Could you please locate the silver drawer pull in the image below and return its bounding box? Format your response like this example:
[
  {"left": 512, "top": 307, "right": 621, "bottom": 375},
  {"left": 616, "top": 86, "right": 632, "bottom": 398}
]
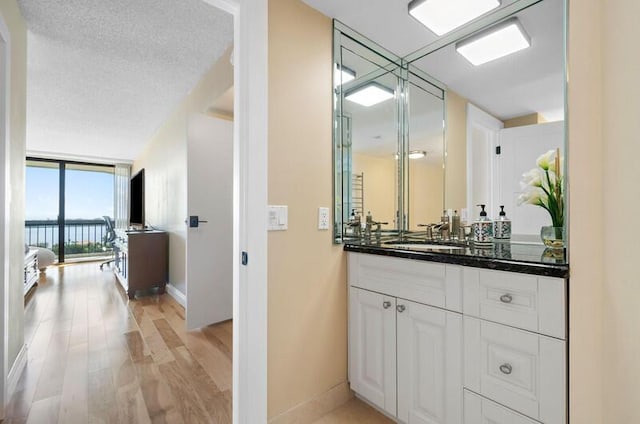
[
  {"left": 500, "top": 293, "right": 513, "bottom": 303},
  {"left": 382, "top": 301, "right": 392, "bottom": 309},
  {"left": 396, "top": 304, "right": 406, "bottom": 313},
  {"left": 499, "top": 363, "right": 513, "bottom": 375}
]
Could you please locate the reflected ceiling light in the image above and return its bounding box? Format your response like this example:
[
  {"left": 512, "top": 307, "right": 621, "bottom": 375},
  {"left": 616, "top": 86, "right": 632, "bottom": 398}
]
[
  {"left": 409, "top": 150, "right": 427, "bottom": 159},
  {"left": 408, "top": 0, "right": 501, "bottom": 36},
  {"left": 456, "top": 18, "right": 531, "bottom": 66},
  {"left": 334, "top": 64, "right": 356, "bottom": 86},
  {"left": 394, "top": 151, "right": 428, "bottom": 160},
  {"left": 345, "top": 82, "right": 394, "bottom": 107}
]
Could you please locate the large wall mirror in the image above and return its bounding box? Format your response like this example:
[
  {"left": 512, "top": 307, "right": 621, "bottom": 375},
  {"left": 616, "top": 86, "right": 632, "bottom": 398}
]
[
  {"left": 333, "top": 0, "right": 567, "bottom": 245},
  {"left": 333, "top": 24, "right": 403, "bottom": 240}
]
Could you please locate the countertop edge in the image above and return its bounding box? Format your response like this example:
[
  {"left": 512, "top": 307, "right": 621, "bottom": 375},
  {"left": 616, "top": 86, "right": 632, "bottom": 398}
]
[{"left": 344, "top": 244, "right": 570, "bottom": 279}]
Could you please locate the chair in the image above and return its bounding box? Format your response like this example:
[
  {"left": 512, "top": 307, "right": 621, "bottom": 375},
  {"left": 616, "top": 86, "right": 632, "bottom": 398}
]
[{"left": 99, "top": 216, "right": 117, "bottom": 270}]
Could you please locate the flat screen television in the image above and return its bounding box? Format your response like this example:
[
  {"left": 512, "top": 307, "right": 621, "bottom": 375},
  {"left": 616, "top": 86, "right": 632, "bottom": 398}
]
[{"left": 130, "top": 169, "right": 145, "bottom": 227}]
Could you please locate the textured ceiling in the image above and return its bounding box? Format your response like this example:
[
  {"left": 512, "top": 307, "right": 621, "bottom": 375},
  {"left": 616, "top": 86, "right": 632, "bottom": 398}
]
[{"left": 19, "top": 0, "right": 233, "bottom": 161}]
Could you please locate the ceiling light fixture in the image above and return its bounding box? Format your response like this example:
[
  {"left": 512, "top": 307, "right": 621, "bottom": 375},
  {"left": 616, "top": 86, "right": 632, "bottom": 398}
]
[
  {"left": 345, "top": 82, "right": 395, "bottom": 107},
  {"left": 409, "top": 150, "right": 427, "bottom": 159},
  {"left": 456, "top": 18, "right": 531, "bottom": 66},
  {"left": 408, "top": 0, "right": 501, "bottom": 36},
  {"left": 334, "top": 64, "right": 356, "bottom": 86}
]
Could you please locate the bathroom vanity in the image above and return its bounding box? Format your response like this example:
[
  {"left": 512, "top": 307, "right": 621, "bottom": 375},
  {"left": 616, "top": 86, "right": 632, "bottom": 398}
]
[
  {"left": 332, "top": 0, "right": 569, "bottom": 421},
  {"left": 345, "top": 242, "right": 568, "bottom": 424}
]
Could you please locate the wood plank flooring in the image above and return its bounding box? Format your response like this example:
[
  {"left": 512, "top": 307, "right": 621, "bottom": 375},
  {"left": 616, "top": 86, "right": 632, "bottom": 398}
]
[
  {"left": 310, "top": 398, "right": 394, "bottom": 424},
  {"left": 5, "top": 263, "right": 232, "bottom": 424}
]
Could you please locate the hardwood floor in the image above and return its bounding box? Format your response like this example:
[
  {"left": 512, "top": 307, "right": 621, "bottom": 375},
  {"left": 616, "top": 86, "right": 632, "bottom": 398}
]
[
  {"left": 311, "top": 398, "right": 394, "bottom": 424},
  {"left": 5, "top": 262, "right": 232, "bottom": 424}
]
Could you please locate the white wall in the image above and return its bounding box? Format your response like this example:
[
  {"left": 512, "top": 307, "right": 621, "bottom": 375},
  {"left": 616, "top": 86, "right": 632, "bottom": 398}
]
[
  {"left": 500, "top": 121, "right": 564, "bottom": 237},
  {"left": 133, "top": 46, "right": 233, "bottom": 295}
]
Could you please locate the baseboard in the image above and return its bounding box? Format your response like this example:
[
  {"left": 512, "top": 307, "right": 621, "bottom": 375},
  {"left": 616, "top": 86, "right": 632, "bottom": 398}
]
[
  {"left": 268, "top": 381, "right": 353, "bottom": 424},
  {"left": 165, "top": 283, "right": 186, "bottom": 307},
  {"left": 7, "top": 344, "right": 27, "bottom": 401}
]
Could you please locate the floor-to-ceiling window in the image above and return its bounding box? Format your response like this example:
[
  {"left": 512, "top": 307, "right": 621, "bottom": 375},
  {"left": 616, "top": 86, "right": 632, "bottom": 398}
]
[{"left": 25, "top": 158, "right": 115, "bottom": 262}]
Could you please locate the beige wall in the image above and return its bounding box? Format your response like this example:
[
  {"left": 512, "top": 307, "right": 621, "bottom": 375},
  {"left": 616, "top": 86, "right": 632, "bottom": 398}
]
[
  {"left": 567, "top": 0, "right": 604, "bottom": 422},
  {"left": 1, "top": 0, "right": 27, "bottom": 369},
  {"left": 352, "top": 154, "right": 443, "bottom": 230},
  {"left": 353, "top": 153, "right": 396, "bottom": 225},
  {"left": 133, "top": 47, "right": 233, "bottom": 294},
  {"left": 601, "top": 0, "right": 640, "bottom": 421},
  {"left": 267, "top": 0, "right": 348, "bottom": 418},
  {"left": 503, "top": 112, "right": 546, "bottom": 128},
  {"left": 444, "top": 90, "right": 468, "bottom": 214},
  {"left": 409, "top": 160, "right": 444, "bottom": 229}
]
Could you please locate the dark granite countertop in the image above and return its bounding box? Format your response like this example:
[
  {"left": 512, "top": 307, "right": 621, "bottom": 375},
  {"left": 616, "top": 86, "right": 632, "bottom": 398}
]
[{"left": 344, "top": 240, "right": 569, "bottom": 278}]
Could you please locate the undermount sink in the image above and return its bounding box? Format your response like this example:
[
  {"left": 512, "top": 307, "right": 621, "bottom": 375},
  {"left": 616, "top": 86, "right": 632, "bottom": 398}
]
[{"left": 385, "top": 243, "right": 465, "bottom": 251}]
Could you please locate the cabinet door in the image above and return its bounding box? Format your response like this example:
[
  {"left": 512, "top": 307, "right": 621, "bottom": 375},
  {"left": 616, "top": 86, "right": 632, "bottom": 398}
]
[
  {"left": 349, "top": 287, "right": 397, "bottom": 417},
  {"left": 397, "top": 299, "right": 463, "bottom": 424}
]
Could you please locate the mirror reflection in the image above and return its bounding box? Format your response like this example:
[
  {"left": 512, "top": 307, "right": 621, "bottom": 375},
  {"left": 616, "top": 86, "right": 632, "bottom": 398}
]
[
  {"left": 406, "top": 71, "right": 445, "bottom": 231},
  {"left": 333, "top": 0, "right": 566, "bottom": 244},
  {"left": 411, "top": 0, "right": 565, "bottom": 240},
  {"left": 334, "top": 26, "right": 404, "bottom": 240}
]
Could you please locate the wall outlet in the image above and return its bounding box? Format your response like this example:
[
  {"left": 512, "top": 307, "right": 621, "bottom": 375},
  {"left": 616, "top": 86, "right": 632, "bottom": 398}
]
[{"left": 318, "top": 207, "right": 330, "bottom": 230}]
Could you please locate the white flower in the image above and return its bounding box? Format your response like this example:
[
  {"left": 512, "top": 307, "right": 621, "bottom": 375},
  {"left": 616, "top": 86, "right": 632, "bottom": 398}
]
[
  {"left": 536, "top": 149, "right": 557, "bottom": 171},
  {"left": 517, "top": 188, "right": 545, "bottom": 206},
  {"left": 521, "top": 168, "right": 543, "bottom": 189}
]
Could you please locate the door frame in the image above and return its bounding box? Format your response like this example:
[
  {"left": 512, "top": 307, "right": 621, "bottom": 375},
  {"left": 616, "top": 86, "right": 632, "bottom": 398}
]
[
  {"left": 466, "top": 103, "right": 504, "bottom": 220},
  {"left": 201, "top": 1, "right": 268, "bottom": 423},
  {"left": 0, "top": 11, "right": 10, "bottom": 418}
]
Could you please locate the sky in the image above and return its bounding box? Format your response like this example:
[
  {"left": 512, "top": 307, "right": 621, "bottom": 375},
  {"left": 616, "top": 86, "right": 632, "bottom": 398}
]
[{"left": 25, "top": 165, "right": 114, "bottom": 221}]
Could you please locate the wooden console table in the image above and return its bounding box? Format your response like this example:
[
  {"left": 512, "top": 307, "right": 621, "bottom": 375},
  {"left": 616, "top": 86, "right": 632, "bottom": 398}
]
[{"left": 114, "top": 229, "right": 168, "bottom": 299}]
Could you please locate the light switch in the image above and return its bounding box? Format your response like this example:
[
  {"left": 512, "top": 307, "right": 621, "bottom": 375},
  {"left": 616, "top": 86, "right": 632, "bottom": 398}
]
[{"left": 268, "top": 205, "right": 288, "bottom": 231}]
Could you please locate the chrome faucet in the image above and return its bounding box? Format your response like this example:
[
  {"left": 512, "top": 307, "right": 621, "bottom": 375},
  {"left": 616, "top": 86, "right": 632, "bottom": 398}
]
[{"left": 364, "top": 211, "right": 388, "bottom": 241}]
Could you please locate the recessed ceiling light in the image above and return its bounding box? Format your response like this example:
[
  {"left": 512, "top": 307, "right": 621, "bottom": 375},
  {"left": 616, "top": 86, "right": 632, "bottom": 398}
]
[
  {"left": 409, "top": 150, "right": 427, "bottom": 159},
  {"left": 408, "top": 0, "right": 501, "bottom": 36},
  {"left": 334, "top": 64, "right": 356, "bottom": 86},
  {"left": 345, "top": 82, "right": 395, "bottom": 107},
  {"left": 456, "top": 18, "right": 531, "bottom": 66}
]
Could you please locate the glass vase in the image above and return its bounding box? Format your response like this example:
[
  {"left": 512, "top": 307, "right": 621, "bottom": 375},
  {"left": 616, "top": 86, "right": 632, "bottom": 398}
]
[{"left": 540, "top": 226, "right": 564, "bottom": 249}]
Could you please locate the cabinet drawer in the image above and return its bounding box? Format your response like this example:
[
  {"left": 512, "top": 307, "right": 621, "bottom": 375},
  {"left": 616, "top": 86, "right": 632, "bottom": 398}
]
[
  {"left": 348, "top": 252, "right": 462, "bottom": 312},
  {"left": 463, "top": 268, "right": 566, "bottom": 339},
  {"left": 464, "top": 317, "right": 566, "bottom": 424},
  {"left": 464, "top": 390, "right": 540, "bottom": 424}
]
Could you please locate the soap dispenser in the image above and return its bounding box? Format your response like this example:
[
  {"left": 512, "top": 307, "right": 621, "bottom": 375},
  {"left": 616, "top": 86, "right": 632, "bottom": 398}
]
[
  {"left": 473, "top": 204, "right": 493, "bottom": 246},
  {"left": 493, "top": 205, "right": 512, "bottom": 240}
]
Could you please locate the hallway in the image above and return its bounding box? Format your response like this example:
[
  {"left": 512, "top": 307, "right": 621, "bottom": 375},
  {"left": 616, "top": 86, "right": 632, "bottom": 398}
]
[{"left": 5, "top": 263, "right": 232, "bottom": 424}]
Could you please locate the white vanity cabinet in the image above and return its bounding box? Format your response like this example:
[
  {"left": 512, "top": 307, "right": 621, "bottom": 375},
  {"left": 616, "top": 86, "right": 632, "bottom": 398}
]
[
  {"left": 348, "top": 253, "right": 464, "bottom": 424},
  {"left": 462, "top": 268, "right": 567, "bottom": 424},
  {"left": 396, "top": 299, "right": 462, "bottom": 424},
  {"left": 347, "top": 252, "right": 568, "bottom": 424},
  {"left": 349, "top": 287, "right": 397, "bottom": 416},
  {"left": 464, "top": 390, "right": 540, "bottom": 424}
]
